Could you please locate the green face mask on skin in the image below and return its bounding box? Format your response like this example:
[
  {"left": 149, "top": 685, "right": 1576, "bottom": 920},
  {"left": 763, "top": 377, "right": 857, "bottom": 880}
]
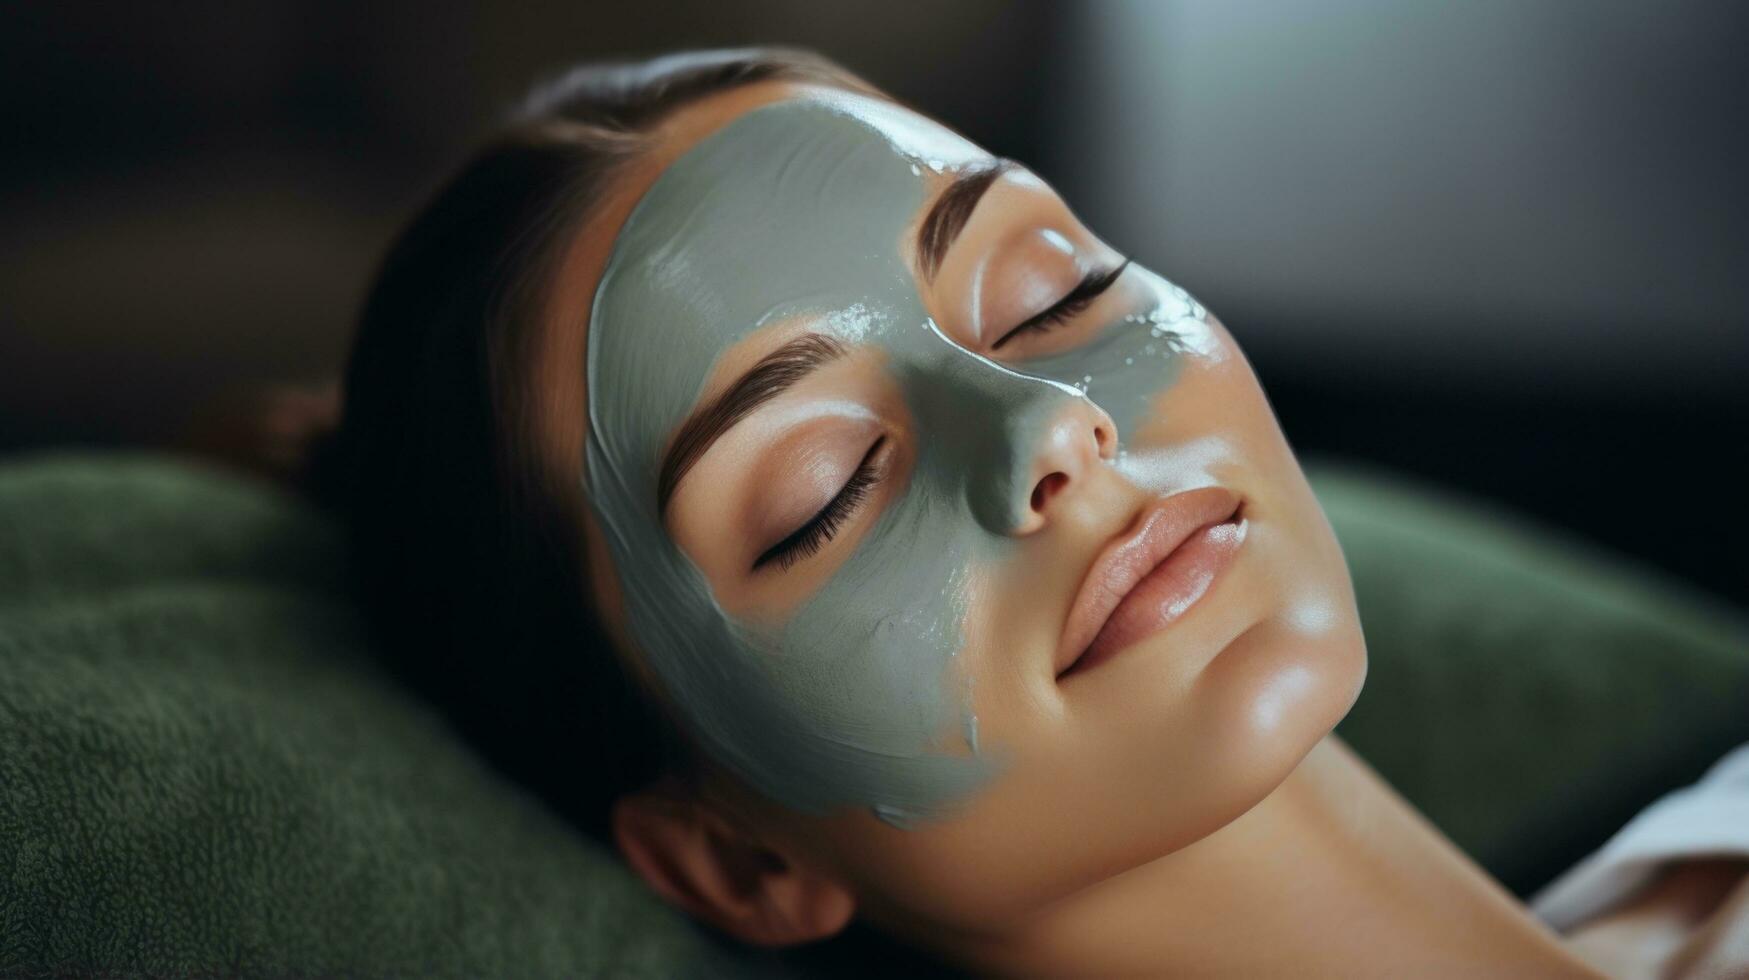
[{"left": 585, "top": 93, "right": 1213, "bottom": 826}]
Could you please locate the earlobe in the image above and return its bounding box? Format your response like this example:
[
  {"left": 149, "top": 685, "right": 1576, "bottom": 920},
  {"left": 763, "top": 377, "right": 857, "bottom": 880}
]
[{"left": 611, "top": 785, "right": 856, "bottom": 947}]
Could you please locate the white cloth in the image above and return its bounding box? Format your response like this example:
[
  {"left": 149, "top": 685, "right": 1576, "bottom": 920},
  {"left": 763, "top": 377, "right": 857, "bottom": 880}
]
[{"left": 1530, "top": 741, "right": 1749, "bottom": 932}]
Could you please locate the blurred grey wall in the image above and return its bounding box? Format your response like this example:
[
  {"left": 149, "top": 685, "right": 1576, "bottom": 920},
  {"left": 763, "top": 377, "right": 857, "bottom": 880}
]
[
  {"left": 0, "top": 0, "right": 1059, "bottom": 449},
  {"left": 1045, "top": 0, "right": 1747, "bottom": 386},
  {"left": 1036, "top": 1, "right": 1747, "bottom": 601},
  {"left": 1, "top": 1, "right": 1743, "bottom": 599}
]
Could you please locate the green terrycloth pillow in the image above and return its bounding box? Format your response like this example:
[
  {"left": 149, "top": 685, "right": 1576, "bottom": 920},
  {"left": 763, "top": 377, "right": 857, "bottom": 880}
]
[
  {"left": 1, "top": 453, "right": 1744, "bottom": 977},
  {"left": 1321, "top": 466, "right": 1749, "bottom": 894},
  {"left": 0, "top": 454, "right": 783, "bottom": 979}
]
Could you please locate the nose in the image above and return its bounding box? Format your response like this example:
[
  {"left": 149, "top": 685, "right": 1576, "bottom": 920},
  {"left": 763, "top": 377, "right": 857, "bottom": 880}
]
[{"left": 1010, "top": 397, "right": 1116, "bottom": 537}]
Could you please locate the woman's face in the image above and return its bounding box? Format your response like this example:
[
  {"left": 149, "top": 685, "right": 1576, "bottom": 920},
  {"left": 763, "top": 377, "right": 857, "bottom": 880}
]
[{"left": 543, "top": 81, "right": 1366, "bottom": 934}]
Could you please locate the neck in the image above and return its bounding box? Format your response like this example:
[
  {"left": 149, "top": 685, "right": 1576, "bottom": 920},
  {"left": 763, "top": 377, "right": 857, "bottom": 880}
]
[{"left": 940, "top": 736, "right": 1601, "bottom": 978}]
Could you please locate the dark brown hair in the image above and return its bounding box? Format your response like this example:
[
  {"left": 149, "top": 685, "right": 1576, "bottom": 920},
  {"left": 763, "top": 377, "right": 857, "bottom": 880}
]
[{"left": 308, "top": 48, "right": 877, "bottom": 841}]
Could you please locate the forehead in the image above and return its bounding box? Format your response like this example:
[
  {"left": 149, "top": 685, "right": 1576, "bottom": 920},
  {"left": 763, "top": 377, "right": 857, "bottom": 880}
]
[
  {"left": 601, "top": 88, "right": 991, "bottom": 318},
  {"left": 535, "top": 86, "right": 988, "bottom": 492},
  {"left": 752, "top": 88, "right": 990, "bottom": 173},
  {"left": 584, "top": 91, "right": 993, "bottom": 447}
]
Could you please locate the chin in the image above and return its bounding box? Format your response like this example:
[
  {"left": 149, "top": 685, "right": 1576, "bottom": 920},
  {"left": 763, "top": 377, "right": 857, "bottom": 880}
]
[
  {"left": 1209, "top": 600, "right": 1368, "bottom": 785},
  {"left": 1070, "top": 614, "right": 1366, "bottom": 879}
]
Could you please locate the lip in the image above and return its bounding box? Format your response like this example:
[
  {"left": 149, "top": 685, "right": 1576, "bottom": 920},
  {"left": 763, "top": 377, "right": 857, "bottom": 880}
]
[{"left": 1055, "top": 486, "right": 1246, "bottom": 679}]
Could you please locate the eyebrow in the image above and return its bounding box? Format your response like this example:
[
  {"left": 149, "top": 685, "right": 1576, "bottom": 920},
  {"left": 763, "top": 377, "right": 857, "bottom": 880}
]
[
  {"left": 915, "top": 158, "right": 1016, "bottom": 282},
  {"left": 657, "top": 332, "right": 850, "bottom": 515}
]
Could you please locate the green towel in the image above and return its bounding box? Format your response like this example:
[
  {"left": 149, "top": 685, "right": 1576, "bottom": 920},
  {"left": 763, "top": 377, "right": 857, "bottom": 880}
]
[
  {"left": 1320, "top": 466, "right": 1748, "bottom": 894},
  {"left": 1, "top": 452, "right": 1744, "bottom": 977},
  {"left": 0, "top": 454, "right": 783, "bottom": 978}
]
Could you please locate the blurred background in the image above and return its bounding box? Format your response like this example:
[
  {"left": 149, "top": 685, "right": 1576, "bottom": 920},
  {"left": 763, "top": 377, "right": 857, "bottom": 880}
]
[{"left": 2, "top": 0, "right": 1743, "bottom": 602}]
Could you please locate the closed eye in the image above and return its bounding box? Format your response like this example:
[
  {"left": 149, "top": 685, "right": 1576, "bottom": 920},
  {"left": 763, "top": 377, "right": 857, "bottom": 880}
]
[
  {"left": 990, "top": 258, "right": 1131, "bottom": 351},
  {"left": 752, "top": 436, "right": 888, "bottom": 573}
]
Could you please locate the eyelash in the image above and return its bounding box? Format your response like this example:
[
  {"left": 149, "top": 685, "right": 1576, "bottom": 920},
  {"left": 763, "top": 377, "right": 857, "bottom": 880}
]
[
  {"left": 990, "top": 258, "right": 1132, "bottom": 351},
  {"left": 753, "top": 436, "right": 888, "bottom": 573}
]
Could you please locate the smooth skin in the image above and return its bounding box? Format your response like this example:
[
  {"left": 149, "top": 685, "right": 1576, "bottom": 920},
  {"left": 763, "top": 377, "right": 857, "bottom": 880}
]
[{"left": 523, "top": 79, "right": 1736, "bottom": 977}]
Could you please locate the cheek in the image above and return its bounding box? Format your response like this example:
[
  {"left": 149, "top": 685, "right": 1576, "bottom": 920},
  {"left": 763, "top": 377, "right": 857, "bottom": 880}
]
[
  {"left": 745, "top": 471, "right": 995, "bottom": 824},
  {"left": 818, "top": 313, "right": 1368, "bottom": 926},
  {"left": 1146, "top": 319, "right": 1368, "bottom": 737}
]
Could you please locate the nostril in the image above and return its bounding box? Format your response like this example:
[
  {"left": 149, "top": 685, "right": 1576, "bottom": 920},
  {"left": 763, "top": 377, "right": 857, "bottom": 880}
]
[
  {"left": 1093, "top": 422, "right": 1114, "bottom": 458},
  {"left": 1031, "top": 471, "right": 1069, "bottom": 513}
]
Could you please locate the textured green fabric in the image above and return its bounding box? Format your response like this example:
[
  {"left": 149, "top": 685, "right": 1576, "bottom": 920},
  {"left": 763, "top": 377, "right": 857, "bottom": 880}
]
[
  {"left": 1322, "top": 465, "right": 1749, "bottom": 894},
  {"left": 0, "top": 454, "right": 780, "bottom": 979},
  {"left": 0, "top": 452, "right": 1744, "bottom": 977}
]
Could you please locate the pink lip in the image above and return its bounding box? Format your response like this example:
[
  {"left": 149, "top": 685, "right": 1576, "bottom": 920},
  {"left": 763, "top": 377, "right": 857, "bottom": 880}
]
[{"left": 1055, "top": 486, "right": 1246, "bottom": 679}]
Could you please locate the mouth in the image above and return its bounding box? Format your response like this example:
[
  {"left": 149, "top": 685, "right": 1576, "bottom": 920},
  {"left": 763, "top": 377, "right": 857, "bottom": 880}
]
[{"left": 1055, "top": 486, "right": 1247, "bottom": 680}]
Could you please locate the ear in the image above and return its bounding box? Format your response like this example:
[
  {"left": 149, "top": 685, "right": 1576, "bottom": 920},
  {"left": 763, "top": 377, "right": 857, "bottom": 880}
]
[{"left": 611, "top": 784, "right": 856, "bottom": 947}]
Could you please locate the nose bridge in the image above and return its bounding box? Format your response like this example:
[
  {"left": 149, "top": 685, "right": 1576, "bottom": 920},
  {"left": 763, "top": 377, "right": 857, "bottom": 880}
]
[{"left": 899, "top": 335, "right": 1096, "bottom": 535}]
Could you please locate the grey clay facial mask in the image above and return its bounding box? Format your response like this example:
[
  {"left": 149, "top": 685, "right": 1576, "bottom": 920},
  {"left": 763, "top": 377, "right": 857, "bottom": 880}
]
[{"left": 584, "top": 93, "right": 1215, "bottom": 825}]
